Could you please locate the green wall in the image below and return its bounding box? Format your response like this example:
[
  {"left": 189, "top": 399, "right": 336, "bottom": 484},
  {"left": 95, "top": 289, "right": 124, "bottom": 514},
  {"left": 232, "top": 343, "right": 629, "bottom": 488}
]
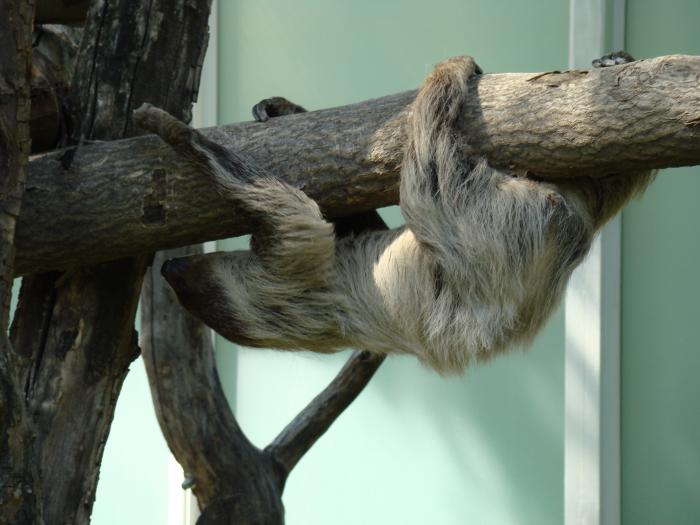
[
  {"left": 91, "top": 359, "right": 171, "bottom": 525},
  {"left": 217, "top": 2, "right": 569, "bottom": 524},
  {"left": 622, "top": 1, "right": 700, "bottom": 523}
]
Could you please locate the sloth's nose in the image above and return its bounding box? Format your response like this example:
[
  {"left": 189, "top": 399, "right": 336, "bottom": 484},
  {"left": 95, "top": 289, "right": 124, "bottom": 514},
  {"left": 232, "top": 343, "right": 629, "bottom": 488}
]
[{"left": 161, "top": 257, "right": 191, "bottom": 281}]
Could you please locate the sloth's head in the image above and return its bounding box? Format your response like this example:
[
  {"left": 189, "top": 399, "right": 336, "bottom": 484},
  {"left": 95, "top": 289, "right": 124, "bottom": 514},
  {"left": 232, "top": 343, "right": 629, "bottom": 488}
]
[
  {"left": 161, "top": 254, "right": 213, "bottom": 303},
  {"left": 160, "top": 253, "right": 251, "bottom": 344}
]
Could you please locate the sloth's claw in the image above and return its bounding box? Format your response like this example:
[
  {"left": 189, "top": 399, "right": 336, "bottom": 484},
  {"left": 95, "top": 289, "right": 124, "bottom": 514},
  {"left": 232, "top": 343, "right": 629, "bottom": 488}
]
[
  {"left": 592, "top": 51, "right": 635, "bottom": 68},
  {"left": 252, "top": 97, "right": 306, "bottom": 122}
]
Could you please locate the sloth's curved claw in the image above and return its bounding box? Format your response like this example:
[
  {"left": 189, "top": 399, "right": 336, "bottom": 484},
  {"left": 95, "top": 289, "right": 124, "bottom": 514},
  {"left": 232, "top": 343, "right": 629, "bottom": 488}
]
[
  {"left": 592, "top": 51, "right": 635, "bottom": 68},
  {"left": 252, "top": 97, "right": 307, "bottom": 122}
]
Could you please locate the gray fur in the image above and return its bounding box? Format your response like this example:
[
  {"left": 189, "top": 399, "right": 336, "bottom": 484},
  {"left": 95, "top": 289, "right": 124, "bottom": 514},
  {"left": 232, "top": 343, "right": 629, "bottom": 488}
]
[{"left": 159, "top": 56, "right": 654, "bottom": 374}]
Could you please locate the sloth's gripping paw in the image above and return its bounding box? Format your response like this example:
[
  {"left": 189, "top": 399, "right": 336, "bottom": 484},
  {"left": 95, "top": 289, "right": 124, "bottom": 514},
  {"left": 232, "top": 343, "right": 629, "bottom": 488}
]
[
  {"left": 592, "top": 51, "right": 635, "bottom": 68},
  {"left": 438, "top": 55, "right": 483, "bottom": 77},
  {"left": 252, "top": 97, "right": 307, "bottom": 122}
]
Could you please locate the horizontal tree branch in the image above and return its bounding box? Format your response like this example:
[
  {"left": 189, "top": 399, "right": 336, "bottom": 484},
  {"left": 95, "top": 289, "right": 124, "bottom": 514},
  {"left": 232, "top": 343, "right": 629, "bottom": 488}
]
[{"left": 17, "top": 54, "right": 700, "bottom": 276}]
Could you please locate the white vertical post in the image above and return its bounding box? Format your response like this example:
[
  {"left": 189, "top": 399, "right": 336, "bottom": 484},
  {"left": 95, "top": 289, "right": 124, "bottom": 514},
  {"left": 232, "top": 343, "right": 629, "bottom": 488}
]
[
  {"left": 565, "top": 1, "right": 624, "bottom": 524},
  {"left": 167, "top": 2, "right": 218, "bottom": 524}
]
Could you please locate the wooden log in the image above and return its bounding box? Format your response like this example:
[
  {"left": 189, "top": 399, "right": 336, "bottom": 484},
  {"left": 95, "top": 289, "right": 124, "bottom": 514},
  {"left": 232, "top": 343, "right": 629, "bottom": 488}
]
[
  {"left": 17, "top": 54, "right": 700, "bottom": 276},
  {"left": 0, "top": 0, "right": 41, "bottom": 522}
]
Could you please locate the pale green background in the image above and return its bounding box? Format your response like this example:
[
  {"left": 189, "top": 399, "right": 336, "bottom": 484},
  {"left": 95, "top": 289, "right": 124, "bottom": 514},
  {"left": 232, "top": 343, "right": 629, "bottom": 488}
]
[
  {"left": 89, "top": 1, "right": 700, "bottom": 524},
  {"left": 621, "top": 1, "right": 700, "bottom": 523}
]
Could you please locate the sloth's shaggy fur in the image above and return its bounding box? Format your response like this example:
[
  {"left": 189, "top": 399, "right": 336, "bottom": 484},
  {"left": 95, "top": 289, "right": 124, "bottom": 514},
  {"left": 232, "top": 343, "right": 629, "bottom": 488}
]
[{"left": 140, "top": 55, "right": 654, "bottom": 374}]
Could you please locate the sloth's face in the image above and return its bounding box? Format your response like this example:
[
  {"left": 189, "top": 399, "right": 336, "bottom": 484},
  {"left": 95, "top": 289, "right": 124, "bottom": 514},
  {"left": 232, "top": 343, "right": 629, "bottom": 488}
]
[
  {"left": 160, "top": 253, "right": 246, "bottom": 343},
  {"left": 161, "top": 254, "right": 221, "bottom": 314}
]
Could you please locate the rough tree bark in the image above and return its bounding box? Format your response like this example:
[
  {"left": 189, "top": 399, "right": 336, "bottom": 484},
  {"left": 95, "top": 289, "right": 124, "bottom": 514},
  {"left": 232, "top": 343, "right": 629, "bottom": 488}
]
[
  {"left": 0, "top": 2, "right": 40, "bottom": 523},
  {"left": 30, "top": 24, "right": 81, "bottom": 153},
  {"left": 17, "top": 54, "right": 700, "bottom": 276},
  {"left": 9, "top": 1, "right": 212, "bottom": 523}
]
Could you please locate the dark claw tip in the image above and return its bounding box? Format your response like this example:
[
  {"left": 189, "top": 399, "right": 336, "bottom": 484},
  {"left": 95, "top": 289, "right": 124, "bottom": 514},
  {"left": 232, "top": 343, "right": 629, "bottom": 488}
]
[
  {"left": 252, "top": 103, "right": 269, "bottom": 122},
  {"left": 592, "top": 51, "right": 635, "bottom": 68}
]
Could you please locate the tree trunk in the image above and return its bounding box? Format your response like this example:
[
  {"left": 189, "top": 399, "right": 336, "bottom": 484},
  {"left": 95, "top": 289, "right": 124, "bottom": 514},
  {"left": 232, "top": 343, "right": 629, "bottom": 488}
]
[
  {"left": 0, "top": 1, "right": 41, "bottom": 523},
  {"left": 17, "top": 54, "right": 700, "bottom": 276},
  {"left": 9, "top": 1, "right": 212, "bottom": 523}
]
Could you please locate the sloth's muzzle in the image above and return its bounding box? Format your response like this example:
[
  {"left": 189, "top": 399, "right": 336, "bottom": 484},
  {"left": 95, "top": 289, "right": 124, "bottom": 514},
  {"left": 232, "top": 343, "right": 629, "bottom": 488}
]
[
  {"left": 161, "top": 257, "right": 190, "bottom": 279},
  {"left": 160, "top": 257, "right": 195, "bottom": 298}
]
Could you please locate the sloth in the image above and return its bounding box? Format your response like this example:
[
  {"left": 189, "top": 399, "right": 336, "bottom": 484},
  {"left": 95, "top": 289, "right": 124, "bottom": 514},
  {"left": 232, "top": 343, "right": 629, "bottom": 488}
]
[{"left": 134, "top": 52, "right": 654, "bottom": 374}]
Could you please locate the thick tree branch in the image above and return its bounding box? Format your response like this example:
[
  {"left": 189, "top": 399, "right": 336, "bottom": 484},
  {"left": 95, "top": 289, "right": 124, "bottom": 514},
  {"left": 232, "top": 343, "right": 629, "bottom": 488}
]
[{"left": 17, "top": 54, "right": 700, "bottom": 276}]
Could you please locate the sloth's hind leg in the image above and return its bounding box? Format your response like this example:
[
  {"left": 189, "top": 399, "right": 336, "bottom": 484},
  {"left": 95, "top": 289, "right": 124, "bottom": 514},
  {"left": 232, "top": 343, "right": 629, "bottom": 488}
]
[{"left": 134, "top": 103, "right": 335, "bottom": 287}]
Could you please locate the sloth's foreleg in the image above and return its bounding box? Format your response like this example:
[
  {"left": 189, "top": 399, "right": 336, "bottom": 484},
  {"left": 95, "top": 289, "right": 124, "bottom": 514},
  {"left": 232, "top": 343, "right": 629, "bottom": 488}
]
[{"left": 134, "top": 104, "right": 342, "bottom": 349}]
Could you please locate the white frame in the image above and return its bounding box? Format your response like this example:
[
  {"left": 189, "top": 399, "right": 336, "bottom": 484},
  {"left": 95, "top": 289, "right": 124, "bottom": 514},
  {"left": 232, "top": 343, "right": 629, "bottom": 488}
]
[{"left": 565, "top": 1, "right": 625, "bottom": 524}]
